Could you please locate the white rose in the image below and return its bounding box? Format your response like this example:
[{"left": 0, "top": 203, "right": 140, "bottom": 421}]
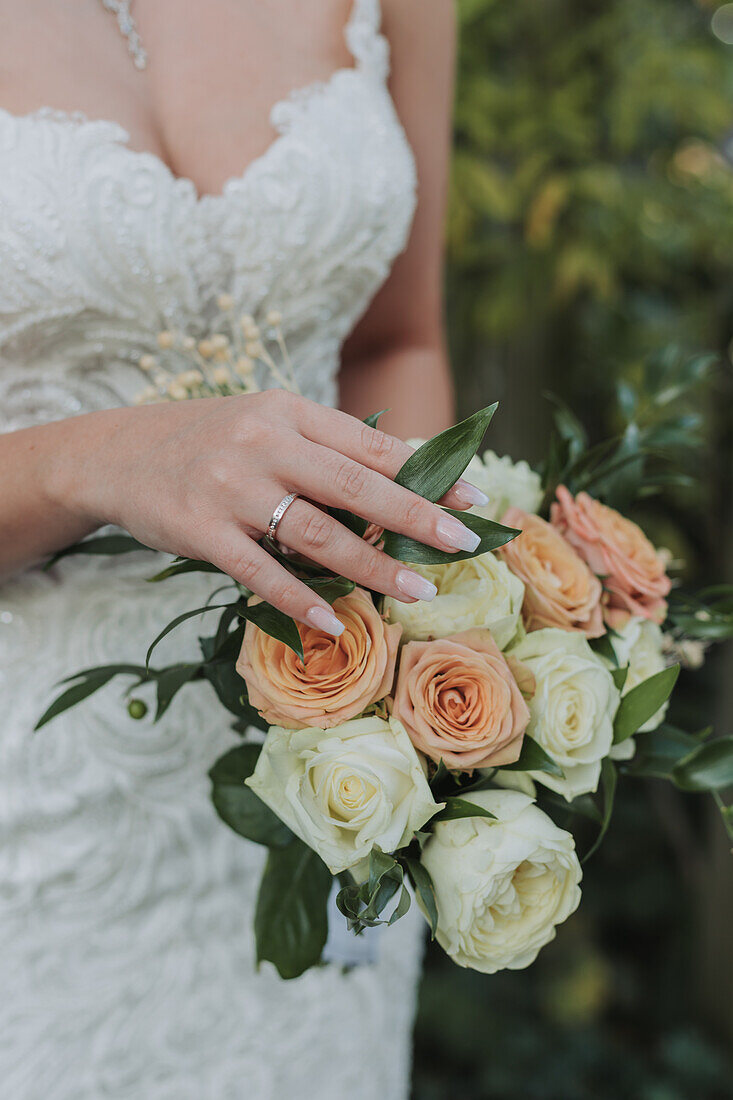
[
  {"left": 384, "top": 551, "right": 524, "bottom": 650},
  {"left": 509, "top": 629, "right": 620, "bottom": 800},
  {"left": 246, "top": 716, "right": 442, "bottom": 874},
  {"left": 609, "top": 617, "right": 669, "bottom": 733},
  {"left": 421, "top": 789, "right": 581, "bottom": 973},
  {"left": 465, "top": 449, "right": 544, "bottom": 521}
]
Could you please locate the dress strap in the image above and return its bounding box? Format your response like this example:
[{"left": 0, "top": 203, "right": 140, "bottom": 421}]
[{"left": 345, "top": 0, "right": 390, "bottom": 81}]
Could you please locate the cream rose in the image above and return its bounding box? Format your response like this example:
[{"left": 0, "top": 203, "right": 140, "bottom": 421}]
[
  {"left": 246, "top": 716, "right": 442, "bottom": 874},
  {"left": 500, "top": 508, "right": 604, "bottom": 637},
  {"left": 465, "top": 449, "right": 544, "bottom": 521},
  {"left": 392, "top": 630, "right": 530, "bottom": 771},
  {"left": 420, "top": 789, "right": 582, "bottom": 973},
  {"left": 509, "top": 628, "right": 620, "bottom": 799},
  {"left": 609, "top": 616, "right": 669, "bottom": 733},
  {"left": 383, "top": 551, "right": 524, "bottom": 650},
  {"left": 236, "top": 587, "right": 400, "bottom": 729}
]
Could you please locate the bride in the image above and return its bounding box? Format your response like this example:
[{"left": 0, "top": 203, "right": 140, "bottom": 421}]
[{"left": 0, "top": 1, "right": 486, "bottom": 1096}]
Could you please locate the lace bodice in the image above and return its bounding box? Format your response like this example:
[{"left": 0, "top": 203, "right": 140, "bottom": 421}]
[
  {"left": 0, "top": 0, "right": 415, "bottom": 430},
  {"left": 0, "top": 4, "right": 424, "bottom": 1098}
]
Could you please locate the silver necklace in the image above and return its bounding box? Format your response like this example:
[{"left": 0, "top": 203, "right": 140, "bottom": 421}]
[{"left": 100, "top": 0, "right": 148, "bottom": 71}]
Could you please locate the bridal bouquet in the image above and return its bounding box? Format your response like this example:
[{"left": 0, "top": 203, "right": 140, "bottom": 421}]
[{"left": 39, "top": 312, "right": 733, "bottom": 979}]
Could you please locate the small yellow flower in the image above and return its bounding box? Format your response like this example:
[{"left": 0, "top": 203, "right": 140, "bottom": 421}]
[
  {"left": 167, "top": 381, "right": 188, "bottom": 401},
  {"left": 266, "top": 309, "right": 282, "bottom": 327},
  {"left": 212, "top": 366, "right": 231, "bottom": 386},
  {"left": 235, "top": 356, "right": 255, "bottom": 377},
  {"left": 178, "top": 370, "right": 204, "bottom": 387},
  {"left": 217, "top": 293, "right": 235, "bottom": 311},
  {"left": 139, "top": 353, "right": 158, "bottom": 371},
  {"left": 181, "top": 335, "right": 196, "bottom": 351},
  {"left": 198, "top": 339, "right": 215, "bottom": 359},
  {"left": 245, "top": 340, "right": 264, "bottom": 358},
  {"left": 156, "top": 331, "right": 175, "bottom": 350},
  {"left": 134, "top": 385, "right": 159, "bottom": 404},
  {"left": 211, "top": 334, "right": 229, "bottom": 351}
]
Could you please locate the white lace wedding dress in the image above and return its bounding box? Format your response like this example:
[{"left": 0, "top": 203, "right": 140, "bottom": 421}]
[{"left": 0, "top": 3, "right": 426, "bottom": 1096}]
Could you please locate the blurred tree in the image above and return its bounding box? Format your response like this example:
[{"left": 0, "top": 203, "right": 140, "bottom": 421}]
[{"left": 417, "top": 1, "right": 733, "bottom": 1094}]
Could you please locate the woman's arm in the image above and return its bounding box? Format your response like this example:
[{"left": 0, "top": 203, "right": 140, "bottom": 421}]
[{"left": 339, "top": 0, "right": 456, "bottom": 440}]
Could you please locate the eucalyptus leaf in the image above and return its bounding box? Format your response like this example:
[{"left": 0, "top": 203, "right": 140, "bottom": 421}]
[
  {"left": 45, "top": 533, "right": 151, "bottom": 569},
  {"left": 35, "top": 663, "right": 149, "bottom": 729},
  {"left": 382, "top": 509, "right": 519, "bottom": 566},
  {"left": 393, "top": 403, "right": 498, "bottom": 502},
  {"left": 145, "top": 603, "right": 234, "bottom": 670},
  {"left": 613, "top": 665, "right": 680, "bottom": 744},
  {"left": 254, "top": 840, "right": 332, "bottom": 979},
  {"left": 209, "top": 745, "right": 294, "bottom": 846},
  {"left": 501, "top": 735, "right": 564, "bottom": 778},
  {"left": 154, "top": 663, "right": 202, "bottom": 720},
  {"left": 147, "top": 558, "right": 224, "bottom": 582}
]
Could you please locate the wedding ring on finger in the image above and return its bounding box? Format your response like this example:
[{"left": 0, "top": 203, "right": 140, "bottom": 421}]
[{"left": 266, "top": 492, "right": 299, "bottom": 543}]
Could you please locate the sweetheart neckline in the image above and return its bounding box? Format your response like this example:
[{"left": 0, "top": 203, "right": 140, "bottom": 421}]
[{"left": 0, "top": 62, "right": 369, "bottom": 206}]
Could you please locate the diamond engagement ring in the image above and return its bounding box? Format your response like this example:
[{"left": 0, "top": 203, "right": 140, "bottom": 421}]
[{"left": 266, "top": 492, "right": 299, "bottom": 542}]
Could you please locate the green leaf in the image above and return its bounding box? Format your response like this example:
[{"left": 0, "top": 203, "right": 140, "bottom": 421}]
[
  {"left": 245, "top": 602, "right": 304, "bottom": 663},
  {"left": 209, "top": 745, "right": 294, "bottom": 846},
  {"left": 590, "top": 633, "right": 619, "bottom": 667},
  {"left": 305, "top": 575, "right": 356, "bottom": 604},
  {"left": 583, "top": 758, "right": 617, "bottom": 863},
  {"left": 336, "top": 850, "right": 411, "bottom": 933},
  {"left": 432, "top": 797, "right": 497, "bottom": 822},
  {"left": 613, "top": 665, "right": 680, "bottom": 744},
  {"left": 628, "top": 723, "right": 700, "bottom": 780},
  {"left": 393, "top": 404, "right": 498, "bottom": 503},
  {"left": 382, "top": 509, "right": 519, "bottom": 565},
  {"left": 363, "top": 409, "right": 389, "bottom": 429},
  {"left": 254, "top": 840, "right": 332, "bottom": 979},
  {"left": 672, "top": 737, "right": 733, "bottom": 792},
  {"left": 45, "top": 533, "right": 151, "bottom": 569},
  {"left": 154, "top": 663, "right": 202, "bottom": 719},
  {"left": 403, "top": 858, "right": 438, "bottom": 938},
  {"left": 145, "top": 603, "right": 233, "bottom": 670},
  {"left": 611, "top": 665, "right": 629, "bottom": 692},
  {"left": 35, "top": 664, "right": 148, "bottom": 729},
  {"left": 501, "top": 734, "right": 565, "bottom": 778},
  {"left": 147, "top": 558, "right": 224, "bottom": 582},
  {"left": 328, "top": 507, "right": 369, "bottom": 538}
]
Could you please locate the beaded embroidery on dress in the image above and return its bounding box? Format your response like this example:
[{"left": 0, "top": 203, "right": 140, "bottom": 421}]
[{"left": 0, "top": 3, "right": 423, "bottom": 1097}]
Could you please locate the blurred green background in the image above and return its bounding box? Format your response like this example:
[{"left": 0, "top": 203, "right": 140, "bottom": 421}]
[{"left": 412, "top": 1, "right": 733, "bottom": 1097}]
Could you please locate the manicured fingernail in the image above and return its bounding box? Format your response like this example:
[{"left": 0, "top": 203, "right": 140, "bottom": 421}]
[
  {"left": 436, "top": 515, "right": 481, "bottom": 553},
  {"left": 453, "top": 479, "right": 490, "bottom": 507},
  {"left": 305, "top": 606, "right": 345, "bottom": 637},
  {"left": 395, "top": 569, "right": 438, "bottom": 602}
]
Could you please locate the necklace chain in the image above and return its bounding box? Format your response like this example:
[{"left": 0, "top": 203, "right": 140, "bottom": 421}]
[{"left": 100, "top": 0, "right": 148, "bottom": 71}]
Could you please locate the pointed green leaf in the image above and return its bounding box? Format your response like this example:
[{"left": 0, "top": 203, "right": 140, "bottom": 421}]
[
  {"left": 403, "top": 858, "right": 438, "bottom": 938},
  {"left": 433, "top": 797, "right": 497, "bottom": 823},
  {"left": 45, "top": 533, "right": 151, "bottom": 569},
  {"left": 254, "top": 840, "right": 332, "bottom": 979},
  {"left": 382, "top": 509, "right": 519, "bottom": 565},
  {"left": 363, "top": 409, "right": 389, "bottom": 429},
  {"left": 145, "top": 603, "right": 233, "bottom": 670},
  {"left": 611, "top": 665, "right": 629, "bottom": 692},
  {"left": 147, "top": 558, "right": 224, "bottom": 582},
  {"left": 209, "top": 745, "right": 294, "bottom": 846},
  {"left": 613, "top": 665, "right": 680, "bottom": 744},
  {"left": 35, "top": 664, "right": 148, "bottom": 729},
  {"left": 393, "top": 404, "right": 498, "bottom": 503},
  {"left": 672, "top": 737, "right": 733, "bottom": 792},
  {"left": 583, "top": 758, "right": 617, "bottom": 863},
  {"left": 154, "top": 663, "right": 202, "bottom": 719},
  {"left": 244, "top": 602, "right": 304, "bottom": 663},
  {"left": 501, "top": 734, "right": 565, "bottom": 777}
]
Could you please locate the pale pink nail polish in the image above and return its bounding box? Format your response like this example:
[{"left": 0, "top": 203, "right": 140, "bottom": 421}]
[
  {"left": 453, "top": 479, "right": 490, "bottom": 507},
  {"left": 305, "top": 606, "right": 345, "bottom": 637},
  {"left": 436, "top": 515, "right": 481, "bottom": 553},
  {"left": 395, "top": 569, "right": 438, "bottom": 602}
]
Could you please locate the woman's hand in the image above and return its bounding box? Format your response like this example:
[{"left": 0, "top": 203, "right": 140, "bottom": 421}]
[{"left": 57, "top": 391, "right": 488, "bottom": 635}]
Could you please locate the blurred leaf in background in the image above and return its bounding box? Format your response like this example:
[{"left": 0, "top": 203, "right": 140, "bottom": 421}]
[{"left": 414, "top": 1, "right": 733, "bottom": 1096}]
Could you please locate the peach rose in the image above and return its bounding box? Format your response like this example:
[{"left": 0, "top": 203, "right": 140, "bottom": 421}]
[
  {"left": 392, "top": 629, "right": 530, "bottom": 772},
  {"left": 499, "top": 508, "right": 604, "bottom": 637},
  {"left": 236, "top": 587, "right": 401, "bottom": 729},
  {"left": 551, "top": 486, "right": 671, "bottom": 627}
]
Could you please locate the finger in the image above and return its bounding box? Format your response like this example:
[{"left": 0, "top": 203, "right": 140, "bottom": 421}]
[
  {"left": 295, "top": 405, "right": 488, "bottom": 511},
  {"left": 275, "top": 499, "right": 438, "bottom": 603},
  {"left": 280, "top": 439, "right": 482, "bottom": 555},
  {"left": 207, "top": 528, "right": 345, "bottom": 637}
]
